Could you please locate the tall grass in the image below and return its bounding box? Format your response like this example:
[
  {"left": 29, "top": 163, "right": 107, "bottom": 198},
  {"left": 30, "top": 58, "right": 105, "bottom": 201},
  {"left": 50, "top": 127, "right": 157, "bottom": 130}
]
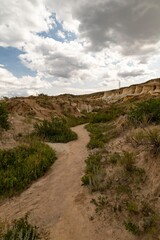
[{"left": 0, "top": 141, "right": 56, "bottom": 197}]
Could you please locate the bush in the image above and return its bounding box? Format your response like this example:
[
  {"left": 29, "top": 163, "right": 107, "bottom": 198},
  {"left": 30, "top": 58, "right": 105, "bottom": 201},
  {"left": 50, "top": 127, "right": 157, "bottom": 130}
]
[
  {"left": 34, "top": 117, "right": 77, "bottom": 143},
  {"left": 146, "top": 129, "right": 160, "bottom": 156},
  {"left": 0, "top": 141, "right": 57, "bottom": 197},
  {"left": 81, "top": 154, "right": 105, "bottom": 191},
  {"left": 1, "top": 215, "right": 40, "bottom": 240},
  {"left": 0, "top": 102, "right": 9, "bottom": 130},
  {"left": 128, "top": 98, "right": 160, "bottom": 125},
  {"left": 131, "top": 128, "right": 160, "bottom": 156}
]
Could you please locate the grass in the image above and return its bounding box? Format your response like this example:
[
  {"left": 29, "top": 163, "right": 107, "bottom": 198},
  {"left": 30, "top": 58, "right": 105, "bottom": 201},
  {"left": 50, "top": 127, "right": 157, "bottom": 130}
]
[
  {"left": 81, "top": 154, "right": 106, "bottom": 191},
  {"left": 66, "top": 115, "right": 88, "bottom": 127},
  {"left": 89, "top": 105, "right": 124, "bottom": 124},
  {"left": 130, "top": 127, "right": 160, "bottom": 156},
  {"left": 86, "top": 123, "right": 119, "bottom": 149},
  {"left": 0, "top": 102, "right": 9, "bottom": 130},
  {"left": 0, "top": 140, "right": 57, "bottom": 198},
  {"left": 128, "top": 98, "right": 160, "bottom": 125},
  {"left": 1, "top": 215, "right": 40, "bottom": 240},
  {"left": 34, "top": 117, "right": 77, "bottom": 143}
]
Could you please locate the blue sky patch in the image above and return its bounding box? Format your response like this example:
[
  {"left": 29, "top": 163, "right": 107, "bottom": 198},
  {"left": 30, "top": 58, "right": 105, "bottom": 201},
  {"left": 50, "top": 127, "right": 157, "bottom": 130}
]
[
  {"left": 0, "top": 47, "right": 36, "bottom": 77},
  {"left": 38, "top": 14, "right": 76, "bottom": 43}
]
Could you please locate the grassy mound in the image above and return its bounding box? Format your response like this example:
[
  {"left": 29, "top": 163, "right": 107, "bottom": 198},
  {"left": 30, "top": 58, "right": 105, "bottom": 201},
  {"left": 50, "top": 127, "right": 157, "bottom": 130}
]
[{"left": 0, "top": 141, "right": 56, "bottom": 198}]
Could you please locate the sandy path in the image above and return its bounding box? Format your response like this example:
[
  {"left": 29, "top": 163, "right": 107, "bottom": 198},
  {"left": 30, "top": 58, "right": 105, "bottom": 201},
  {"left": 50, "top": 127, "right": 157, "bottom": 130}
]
[{"left": 0, "top": 125, "right": 103, "bottom": 240}]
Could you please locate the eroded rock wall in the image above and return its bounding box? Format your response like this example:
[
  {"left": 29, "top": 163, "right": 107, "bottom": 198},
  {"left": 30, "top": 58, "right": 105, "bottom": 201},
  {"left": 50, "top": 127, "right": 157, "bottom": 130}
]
[{"left": 103, "top": 78, "right": 160, "bottom": 102}]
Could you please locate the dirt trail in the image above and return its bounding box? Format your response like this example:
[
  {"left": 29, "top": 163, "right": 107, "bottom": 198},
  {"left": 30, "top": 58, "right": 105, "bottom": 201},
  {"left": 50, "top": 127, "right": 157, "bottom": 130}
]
[{"left": 0, "top": 125, "right": 113, "bottom": 240}]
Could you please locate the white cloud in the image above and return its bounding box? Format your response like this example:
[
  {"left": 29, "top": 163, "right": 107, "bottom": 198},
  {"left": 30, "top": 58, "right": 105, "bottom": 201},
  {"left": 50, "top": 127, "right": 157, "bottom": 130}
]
[
  {"left": 0, "top": 0, "right": 53, "bottom": 48},
  {"left": 0, "top": 0, "right": 160, "bottom": 97},
  {"left": 0, "top": 66, "right": 51, "bottom": 97}
]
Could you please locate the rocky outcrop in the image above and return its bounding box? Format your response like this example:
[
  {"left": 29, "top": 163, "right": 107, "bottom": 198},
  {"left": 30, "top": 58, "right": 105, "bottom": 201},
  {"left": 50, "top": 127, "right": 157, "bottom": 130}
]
[{"left": 103, "top": 78, "right": 160, "bottom": 102}]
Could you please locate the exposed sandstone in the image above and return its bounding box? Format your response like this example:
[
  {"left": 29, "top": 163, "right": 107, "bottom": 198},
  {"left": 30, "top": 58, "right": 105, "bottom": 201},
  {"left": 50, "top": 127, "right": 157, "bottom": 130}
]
[{"left": 103, "top": 78, "right": 160, "bottom": 102}]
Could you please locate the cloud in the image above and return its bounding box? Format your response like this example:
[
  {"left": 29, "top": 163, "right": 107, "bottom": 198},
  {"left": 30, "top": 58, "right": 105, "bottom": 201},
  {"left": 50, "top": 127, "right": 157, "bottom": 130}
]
[
  {"left": 0, "top": 0, "right": 53, "bottom": 48},
  {"left": 118, "top": 70, "right": 145, "bottom": 78},
  {"left": 0, "top": 0, "right": 160, "bottom": 97},
  {"left": 0, "top": 66, "right": 51, "bottom": 97},
  {"left": 70, "top": 0, "right": 160, "bottom": 56}
]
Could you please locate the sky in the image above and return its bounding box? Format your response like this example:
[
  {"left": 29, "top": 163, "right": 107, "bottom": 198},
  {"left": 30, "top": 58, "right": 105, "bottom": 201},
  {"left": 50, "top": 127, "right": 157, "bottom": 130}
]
[{"left": 0, "top": 0, "right": 160, "bottom": 97}]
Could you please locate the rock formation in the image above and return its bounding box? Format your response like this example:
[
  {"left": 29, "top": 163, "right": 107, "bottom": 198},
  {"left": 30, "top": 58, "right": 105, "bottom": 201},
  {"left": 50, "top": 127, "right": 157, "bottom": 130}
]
[{"left": 103, "top": 78, "right": 160, "bottom": 102}]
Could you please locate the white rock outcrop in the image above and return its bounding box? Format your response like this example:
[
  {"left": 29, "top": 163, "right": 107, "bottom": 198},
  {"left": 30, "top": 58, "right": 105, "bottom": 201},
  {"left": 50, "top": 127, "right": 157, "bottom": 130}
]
[{"left": 103, "top": 78, "right": 160, "bottom": 102}]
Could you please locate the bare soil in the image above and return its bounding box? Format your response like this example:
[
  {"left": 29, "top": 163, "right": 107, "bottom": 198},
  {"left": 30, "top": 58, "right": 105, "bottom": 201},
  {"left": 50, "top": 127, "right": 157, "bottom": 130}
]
[{"left": 0, "top": 125, "right": 112, "bottom": 240}]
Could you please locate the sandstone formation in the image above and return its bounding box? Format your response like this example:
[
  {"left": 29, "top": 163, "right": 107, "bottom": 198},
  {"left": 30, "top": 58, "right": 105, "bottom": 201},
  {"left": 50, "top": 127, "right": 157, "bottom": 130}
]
[{"left": 103, "top": 78, "right": 160, "bottom": 102}]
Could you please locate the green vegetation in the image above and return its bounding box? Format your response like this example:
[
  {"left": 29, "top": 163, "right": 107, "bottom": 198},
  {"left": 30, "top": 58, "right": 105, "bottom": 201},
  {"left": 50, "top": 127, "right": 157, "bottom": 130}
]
[
  {"left": 128, "top": 98, "right": 160, "bottom": 125},
  {"left": 124, "top": 221, "right": 140, "bottom": 235},
  {"left": 131, "top": 128, "right": 160, "bottom": 156},
  {"left": 81, "top": 154, "right": 105, "bottom": 191},
  {"left": 91, "top": 196, "right": 109, "bottom": 213},
  {"left": 34, "top": 117, "right": 77, "bottom": 143},
  {"left": 82, "top": 96, "right": 160, "bottom": 238},
  {"left": 0, "top": 141, "right": 56, "bottom": 197},
  {"left": 66, "top": 115, "right": 88, "bottom": 127},
  {"left": 1, "top": 215, "right": 40, "bottom": 240},
  {"left": 0, "top": 102, "right": 9, "bottom": 130},
  {"left": 89, "top": 105, "right": 123, "bottom": 123},
  {"left": 86, "top": 123, "right": 119, "bottom": 149}
]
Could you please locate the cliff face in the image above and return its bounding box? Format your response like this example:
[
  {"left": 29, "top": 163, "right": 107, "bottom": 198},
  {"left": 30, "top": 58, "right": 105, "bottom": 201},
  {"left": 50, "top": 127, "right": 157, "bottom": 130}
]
[{"left": 103, "top": 78, "right": 160, "bottom": 102}]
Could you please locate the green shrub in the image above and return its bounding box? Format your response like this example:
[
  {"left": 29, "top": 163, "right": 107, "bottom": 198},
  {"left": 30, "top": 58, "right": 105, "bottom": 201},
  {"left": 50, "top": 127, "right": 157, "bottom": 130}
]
[
  {"left": 128, "top": 98, "right": 160, "bottom": 125},
  {"left": 86, "top": 123, "right": 119, "bottom": 149},
  {"left": 34, "top": 117, "right": 77, "bottom": 143},
  {"left": 81, "top": 154, "right": 105, "bottom": 191},
  {"left": 0, "top": 102, "right": 9, "bottom": 130},
  {"left": 2, "top": 215, "right": 40, "bottom": 240},
  {"left": 146, "top": 129, "right": 160, "bottom": 156},
  {"left": 0, "top": 141, "right": 57, "bottom": 197},
  {"left": 131, "top": 128, "right": 160, "bottom": 156},
  {"left": 90, "top": 105, "right": 123, "bottom": 124}
]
